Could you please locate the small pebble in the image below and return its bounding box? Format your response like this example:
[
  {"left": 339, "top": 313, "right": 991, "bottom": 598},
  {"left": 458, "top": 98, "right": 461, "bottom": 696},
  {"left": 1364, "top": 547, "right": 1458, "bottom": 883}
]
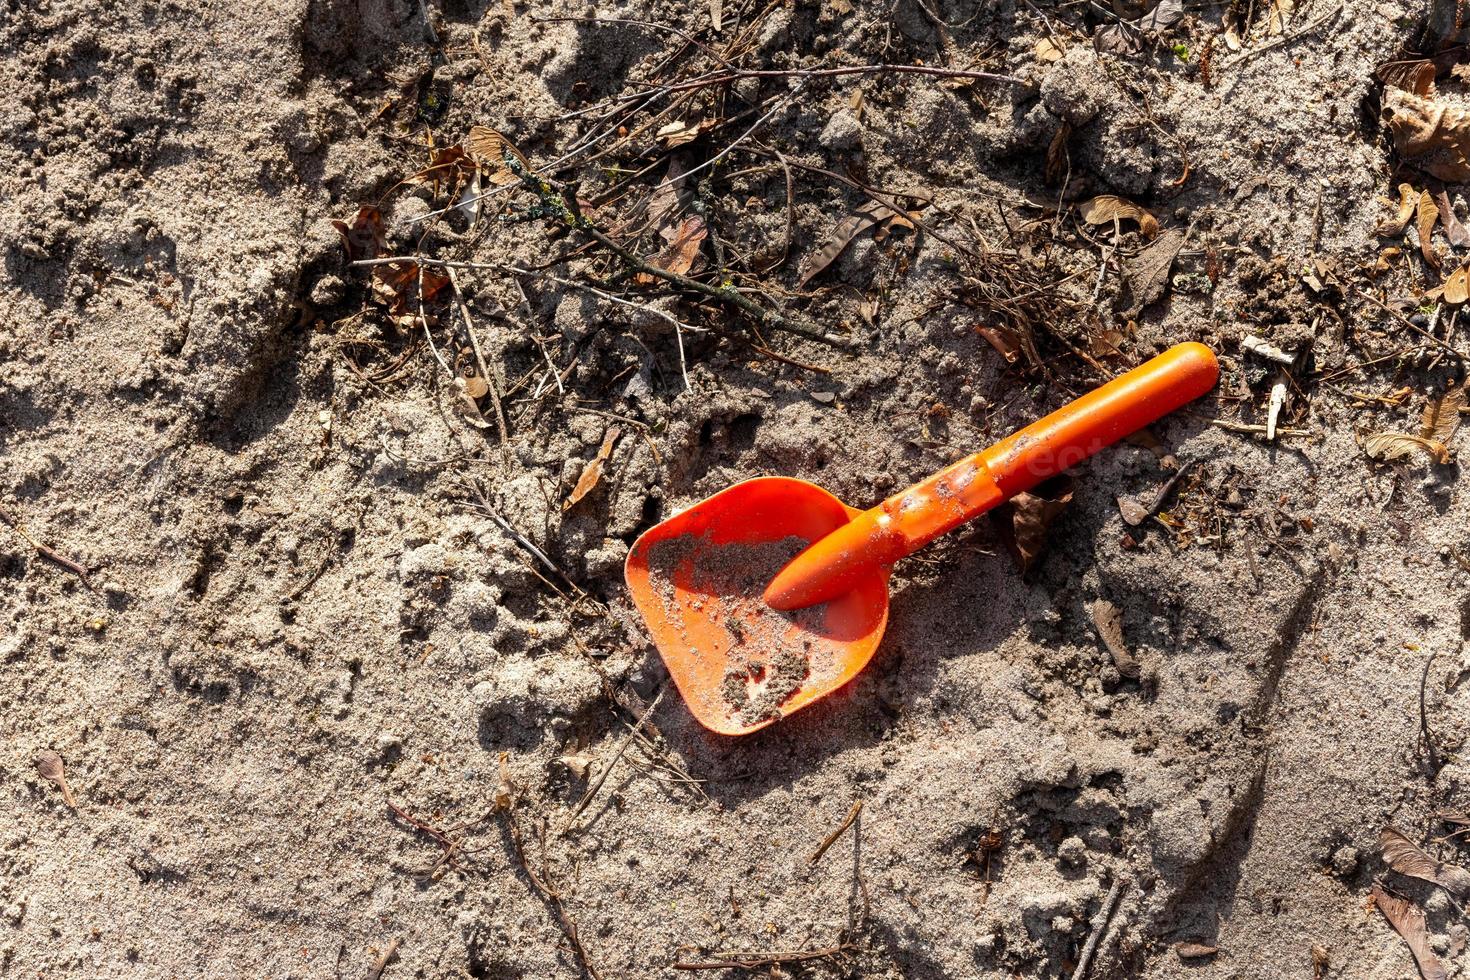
[{"left": 811, "top": 391, "right": 837, "bottom": 404}]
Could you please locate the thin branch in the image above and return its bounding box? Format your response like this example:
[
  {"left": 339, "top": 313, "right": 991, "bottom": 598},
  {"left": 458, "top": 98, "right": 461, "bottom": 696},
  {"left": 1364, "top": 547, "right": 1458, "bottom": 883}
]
[
  {"left": 808, "top": 800, "right": 862, "bottom": 866},
  {"left": 562, "top": 688, "right": 667, "bottom": 834},
  {"left": 0, "top": 503, "right": 97, "bottom": 591}
]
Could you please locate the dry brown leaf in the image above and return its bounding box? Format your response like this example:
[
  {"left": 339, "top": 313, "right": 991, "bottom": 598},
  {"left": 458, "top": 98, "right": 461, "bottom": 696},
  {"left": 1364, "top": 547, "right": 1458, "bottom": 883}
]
[
  {"left": 797, "top": 200, "right": 893, "bottom": 288},
  {"left": 656, "top": 119, "right": 717, "bottom": 148},
  {"left": 1266, "top": 0, "right": 1294, "bottom": 34},
  {"left": 466, "top": 125, "right": 532, "bottom": 185},
  {"left": 993, "top": 475, "right": 1074, "bottom": 576},
  {"left": 1372, "top": 884, "right": 1447, "bottom": 980},
  {"left": 976, "top": 324, "right": 1026, "bottom": 364},
  {"left": 1089, "top": 599, "right": 1139, "bottom": 678},
  {"left": 1035, "top": 37, "right": 1064, "bottom": 62},
  {"left": 34, "top": 750, "right": 76, "bottom": 807},
  {"left": 1421, "top": 386, "right": 1466, "bottom": 444},
  {"left": 1120, "top": 227, "right": 1186, "bottom": 316},
  {"left": 1081, "top": 195, "right": 1160, "bottom": 240},
  {"left": 1365, "top": 431, "right": 1454, "bottom": 465},
  {"left": 1223, "top": 26, "right": 1242, "bottom": 51},
  {"left": 1380, "top": 59, "right": 1438, "bottom": 97},
  {"left": 1382, "top": 87, "right": 1470, "bottom": 183},
  {"left": 331, "top": 206, "right": 386, "bottom": 262},
  {"left": 370, "top": 261, "right": 450, "bottom": 330},
  {"left": 1175, "top": 942, "right": 1219, "bottom": 960},
  {"left": 637, "top": 215, "right": 707, "bottom": 283},
  {"left": 1381, "top": 827, "right": 1470, "bottom": 897},
  {"left": 564, "top": 427, "right": 621, "bottom": 511},
  {"left": 1417, "top": 190, "right": 1442, "bottom": 268},
  {"left": 1376, "top": 183, "right": 1418, "bottom": 237},
  {"left": 557, "top": 752, "right": 594, "bottom": 779},
  {"left": 1434, "top": 262, "right": 1470, "bottom": 303},
  {"left": 1435, "top": 190, "right": 1470, "bottom": 247}
]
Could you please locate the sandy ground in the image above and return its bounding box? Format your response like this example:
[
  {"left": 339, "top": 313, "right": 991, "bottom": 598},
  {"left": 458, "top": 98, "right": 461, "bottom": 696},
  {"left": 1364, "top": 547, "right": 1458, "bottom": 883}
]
[{"left": 4, "top": 0, "right": 1470, "bottom": 977}]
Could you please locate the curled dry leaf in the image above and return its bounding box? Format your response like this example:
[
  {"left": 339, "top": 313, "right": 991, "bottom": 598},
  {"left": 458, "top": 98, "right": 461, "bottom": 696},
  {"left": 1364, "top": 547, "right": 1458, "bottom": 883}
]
[
  {"left": 493, "top": 751, "right": 514, "bottom": 812},
  {"left": 34, "top": 749, "right": 76, "bottom": 807},
  {"left": 992, "top": 474, "right": 1074, "bottom": 576},
  {"left": 1372, "top": 884, "right": 1447, "bottom": 980},
  {"left": 564, "top": 427, "right": 622, "bottom": 511},
  {"left": 465, "top": 125, "right": 532, "bottom": 185},
  {"left": 331, "top": 206, "right": 386, "bottom": 262},
  {"left": 1371, "top": 247, "right": 1403, "bottom": 278},
  {"left": 370, "top": 261, "right": 450, "bottom": 331},
  {"left": 1421, "top": 385, "right": 1465, "bottom": 444},
  {"left": 1380, "top": 827, "right": 1470, "bottom": 897},
  {"left": 976, "top": 324, "right": 1032, "bottom": 366},
  {"left": 1435, "top": 191, "right": 1470, "bottom": 247},
  {"left": 639, "top": 215, "right": 707, "bottom": 282},
  {"left": 1376, "top": 183, "right": 1417, "bottom": 237},
  {"left": 1081, "top": 195, "right": 1160, "bottom": 240},
  {"left": 1089, "top": 599, "right": 1140, "bottom": 678},
  {"left": 1416, "top": 190, "right": 1442, "bottom": 269},
  {"left": 557, "top": 753, "right": 595, "bottom": 780},
  {"left": 1364, "top": 431, "right": 1453, "bottom": 465},
  {"left": 656, "top": 118, "right": 718, "bottom": 148},
  {"left": 1046, "top": 123, "right": 1072, "bottom": 185}
]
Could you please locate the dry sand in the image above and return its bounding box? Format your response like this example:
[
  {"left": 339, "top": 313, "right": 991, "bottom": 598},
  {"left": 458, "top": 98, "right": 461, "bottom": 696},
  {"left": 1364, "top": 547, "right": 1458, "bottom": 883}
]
[{"left": 4, "top": 0, "right": 1470, "bottom": 977}]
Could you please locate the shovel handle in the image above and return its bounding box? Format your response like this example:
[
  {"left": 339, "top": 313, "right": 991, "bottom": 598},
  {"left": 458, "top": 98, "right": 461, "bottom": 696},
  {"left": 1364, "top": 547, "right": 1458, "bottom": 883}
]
[{"left": 765, "top": 343, "right": 1219, "bottom": 609}]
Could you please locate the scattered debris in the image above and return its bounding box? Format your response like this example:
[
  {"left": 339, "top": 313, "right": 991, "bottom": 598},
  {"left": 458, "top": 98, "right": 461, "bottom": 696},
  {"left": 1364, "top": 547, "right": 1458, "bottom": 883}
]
[
  {"left": 33, "top": 750, "right": 76, "bottom": 808},
  {"left": 1116, "top": 458, "right": 1197, "bottom": 527},
  {"left": 564, "top": 427, "right": 622, "bottom": 511},
  {"left": 1266, "top": 373, "right": 1288, "bottom": 441},
  {"left": 562, "top": 688, "right": 665, "bottom": 835},
  {"left": 1379, "top": 827, "right": 1470, "bottom": 897},
  {"left": 1371, "top": 883, "right": 1447, "bottom": 980}
]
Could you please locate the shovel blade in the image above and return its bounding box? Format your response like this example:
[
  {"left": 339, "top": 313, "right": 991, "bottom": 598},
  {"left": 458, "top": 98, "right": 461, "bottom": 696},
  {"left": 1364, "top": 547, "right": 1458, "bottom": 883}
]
[{"left": 625, "top": 477, "right": 889, "bottom": 735}]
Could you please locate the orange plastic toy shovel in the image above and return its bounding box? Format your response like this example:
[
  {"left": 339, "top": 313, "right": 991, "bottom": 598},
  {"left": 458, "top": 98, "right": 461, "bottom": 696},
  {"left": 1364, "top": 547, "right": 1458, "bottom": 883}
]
[{"left": 625, "top": 342, "right": 1218, "bottom": 735}]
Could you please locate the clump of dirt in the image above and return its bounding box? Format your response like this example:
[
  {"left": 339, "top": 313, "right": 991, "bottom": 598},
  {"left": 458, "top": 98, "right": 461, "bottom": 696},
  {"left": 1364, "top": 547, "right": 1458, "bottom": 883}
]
[{"left": 646, "top": 534, "right": 822, "bottom": 726}]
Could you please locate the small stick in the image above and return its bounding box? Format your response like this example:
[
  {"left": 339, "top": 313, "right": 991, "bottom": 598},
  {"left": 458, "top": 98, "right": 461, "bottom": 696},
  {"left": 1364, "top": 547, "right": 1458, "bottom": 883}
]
[
  {"left": 1222, "top": 4, "right": 1345, "bottom": 71},
  {"left": 1070, "top": 877, "right": 1125, "bottom": 980},
  {"left": 0, "top": 504, "right": 97, "bottom": 591},
  {"left": 446, "top": 267, "right": 510, "bottom": 443},
  {"left": 808, "top": 800, "right": 862, "bottom": 866},
  {"left": 1211, "top": 420, "right": 1313, "bottom": 438},
  {"left": 674, "top": 946, "right": 854, "bottom": 971},
  {"left": 504, "top": 811, "right": 605, "bottom": 980},
  {"left": 1420, "top": 653, "right": 1441, "bottom": 780},
  {"left": 562, "top": 688, "right": 666, "bottom": 834},
  {"left": 366, "top": 937, "right": 402, "bottom": 980}
]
